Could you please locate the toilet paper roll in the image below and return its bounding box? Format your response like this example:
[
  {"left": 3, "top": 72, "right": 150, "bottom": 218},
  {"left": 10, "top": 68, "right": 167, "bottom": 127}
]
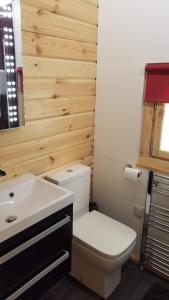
[{"left": 123, "top": 167, "right": 142, "bottom": 183}]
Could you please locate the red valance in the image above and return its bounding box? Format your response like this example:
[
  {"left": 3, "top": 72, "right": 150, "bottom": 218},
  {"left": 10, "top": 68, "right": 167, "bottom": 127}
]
[{"left": 144, "top": 63, "right": 169, "bottom": 103}]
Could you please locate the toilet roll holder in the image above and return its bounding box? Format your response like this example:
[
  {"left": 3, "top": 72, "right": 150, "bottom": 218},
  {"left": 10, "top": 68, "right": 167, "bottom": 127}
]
[{"left": 124, "top": 164, "right": 142, "bottom": 178}]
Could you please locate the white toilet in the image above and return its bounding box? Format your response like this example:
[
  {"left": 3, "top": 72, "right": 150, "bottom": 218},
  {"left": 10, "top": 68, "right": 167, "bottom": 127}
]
[{"left": 45, "top": 164, "right": 136, "bottom": 298}]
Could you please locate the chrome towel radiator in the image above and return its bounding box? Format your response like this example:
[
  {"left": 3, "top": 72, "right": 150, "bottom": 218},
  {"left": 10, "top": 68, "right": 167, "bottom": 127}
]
[{"left": 140, "top": 172, "right": 169, "bottom": 279}]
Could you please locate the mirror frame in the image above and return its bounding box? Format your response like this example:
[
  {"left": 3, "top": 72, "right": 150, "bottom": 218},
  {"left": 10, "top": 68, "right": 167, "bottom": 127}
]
[{"left": 0, "top": 0, "right": 24, "bottom": 131}]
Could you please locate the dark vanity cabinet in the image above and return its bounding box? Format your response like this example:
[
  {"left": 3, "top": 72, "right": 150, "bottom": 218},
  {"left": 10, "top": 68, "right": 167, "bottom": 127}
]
[{"left": 0, "top": 204, "right": 73, "bottom": 300}]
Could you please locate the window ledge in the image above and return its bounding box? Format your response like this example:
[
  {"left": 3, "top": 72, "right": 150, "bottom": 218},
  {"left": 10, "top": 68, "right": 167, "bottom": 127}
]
[{"left": 137, "top": 156, "right": 169, "bottom": 175}]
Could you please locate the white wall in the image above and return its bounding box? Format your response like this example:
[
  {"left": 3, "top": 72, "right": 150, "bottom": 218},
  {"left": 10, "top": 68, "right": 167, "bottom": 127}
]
[{"left": 94, "top": 0, "right": 169, "bottom": 257}]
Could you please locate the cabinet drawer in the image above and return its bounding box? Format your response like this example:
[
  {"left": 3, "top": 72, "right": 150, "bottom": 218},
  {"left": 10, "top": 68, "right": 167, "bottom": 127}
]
[
  {"left": 0, "top": 204, "right": 73, "bottom": 300},
  {"left": 1, "top": 250, "right": 70, "bottom": 300},
  {"left": 0, "top": 204, "right": 73, "bottom": 260},
  {"left": 1, "top": 214, "right": 71, "bottom": 264}
]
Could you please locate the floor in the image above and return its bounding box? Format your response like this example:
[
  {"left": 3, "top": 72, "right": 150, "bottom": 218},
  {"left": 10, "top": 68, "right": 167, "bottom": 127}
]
[{"left": 40, "top": 262, "right": 169, "bottom": 300}]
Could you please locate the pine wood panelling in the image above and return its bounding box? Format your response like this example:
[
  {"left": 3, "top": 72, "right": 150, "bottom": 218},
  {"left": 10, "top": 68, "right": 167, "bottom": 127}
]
[
  {"left": 41, "top": 154, "right": 93, "bottom": 176},
  {"left": 140, "top": 103, "right": 154, "bottom": 156},
  {"left": 21, "top": 5, "right": 97, "bottom": 44},
  {"left": 0, "top": 143, "right": 93, "bottom": 182},
  {"left": 79, "top": 155, "right": 93, "bottom": 166},
  {"left": 25, "top": 96, "right": 95, "bottom": 121},
  {"left": 22, "top": 31, "right": 97, "bottom": 62},
  {"left": 137, "top": 156, "right": 169, "bottom": 175},
  {"left": 85, "top": 0, "right": 98, "bottom": 6},
  {"left": 0, "top": 128, "right": 94, "bottom": 167},
  {"left": 23, "top": 56, "right": 96, "bottom": 79},
  {"left": 24, "top": 79, "right": 96, "bottom": 99},
  {"left": 0, "top": 1, "right": 97, "bottom": 182},
  {"left": 22, "top": 0, "right": 98, "bottom": 26},
  {"left": 0, "top": 112, "right": 95, "bottom": 148}
]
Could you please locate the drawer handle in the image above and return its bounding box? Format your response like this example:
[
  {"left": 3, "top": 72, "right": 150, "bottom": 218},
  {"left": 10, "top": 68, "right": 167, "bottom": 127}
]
[
  {"left": 6, "top": 250, "right": 70, "bottom": 300},
  {"left": 0, "top": 215, "right": 70, "bottom": 264}
]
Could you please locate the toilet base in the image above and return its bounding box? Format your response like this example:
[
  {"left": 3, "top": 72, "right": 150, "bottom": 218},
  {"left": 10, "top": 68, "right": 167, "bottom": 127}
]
[{"left": 70, "top": 252, "right": 121, "bottom": 299}]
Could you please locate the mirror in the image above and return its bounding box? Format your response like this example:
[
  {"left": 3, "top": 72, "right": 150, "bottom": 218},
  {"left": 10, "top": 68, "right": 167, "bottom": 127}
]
[{"left": 0, "top": 0, "right": 24, "bottom": 130}]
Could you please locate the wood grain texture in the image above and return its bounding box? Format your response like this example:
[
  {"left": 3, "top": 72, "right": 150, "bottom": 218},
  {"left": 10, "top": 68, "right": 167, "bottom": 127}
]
[
  {"left": 137, "top": 156, "right": 169, "bottom": 175},
  {"left": 138, "top": 103, "right": 169, "bottom": 172},
  {"left": 22, "top": 31, "right": 97, "bottom": 62},
  {"left": 84, "top": 0, "right": 98, "bottom": 6},
  {"left": 40, "top": 155, "right": 93, "bottom": 179},
  {"left": 24, "top": 79, "right": 96, "bottom": 99},
  {"left": 25, "top": 96, "right": 95, "bottom": 120},
  {"left": 0, "top": 1, "right": 97, "bottom": 182},
  {"left": 0, "top": 112, "right": 95, "bottom": 148},
  {"left": 21, "top": 5, "right": 97, "bottom": 44},
  {"left": 0, "top": 143, "right": 93, "bottom": 182},
  {"left": 22, "top": 0, "right": 98, "bottom": 26},
  {"left": 0, "top": 128, "right": 94, "bottom": 166},
  {"left": 23, "top": 56, "right": 96, "bottom": 79},
  {"left": 140, "top": 103, "right": 155, "bottom": 157}
]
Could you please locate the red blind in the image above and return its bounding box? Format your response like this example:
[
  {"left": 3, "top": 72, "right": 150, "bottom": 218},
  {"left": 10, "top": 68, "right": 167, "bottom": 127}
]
[{"left": 144, "top": 63, "right": 169, "bottom": 103}]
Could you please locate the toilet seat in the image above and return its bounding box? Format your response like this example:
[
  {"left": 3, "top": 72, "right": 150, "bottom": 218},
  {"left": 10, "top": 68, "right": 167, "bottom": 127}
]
[{"left": 73, "top": 210, "right": 136, "bottom": 260}]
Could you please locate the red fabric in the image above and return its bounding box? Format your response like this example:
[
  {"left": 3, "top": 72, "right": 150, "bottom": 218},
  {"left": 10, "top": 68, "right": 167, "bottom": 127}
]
[
  {"left": 144, "top": 63, "right": 169, "bottom": 103},
  {"left": 16, "top": 67, "right": 24, "bottom": 93}
]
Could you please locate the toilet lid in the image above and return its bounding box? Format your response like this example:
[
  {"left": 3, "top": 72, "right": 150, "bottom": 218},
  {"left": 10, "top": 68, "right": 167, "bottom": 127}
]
[{"left": 73, "top": 210, "right": 136, "bottom": 259}]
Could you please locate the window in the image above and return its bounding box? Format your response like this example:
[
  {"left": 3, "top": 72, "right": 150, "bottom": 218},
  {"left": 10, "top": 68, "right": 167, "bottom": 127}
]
[
  {"left": 138, "top": 102, "right": 169, "bottom": 173},
  {"left": 160, "top": 104, "right": 169, "bottom": 152},
  {"left": 138, "top": 63, "right": 169, "bottom": 173},
  {"left": 152, "top": 103, "right": 169, "bottom": 160}
]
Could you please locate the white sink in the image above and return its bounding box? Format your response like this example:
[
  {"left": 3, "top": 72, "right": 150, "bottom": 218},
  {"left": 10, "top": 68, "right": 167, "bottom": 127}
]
[{"left": 0, "top": 174, "right": 74, "bottom": 243}]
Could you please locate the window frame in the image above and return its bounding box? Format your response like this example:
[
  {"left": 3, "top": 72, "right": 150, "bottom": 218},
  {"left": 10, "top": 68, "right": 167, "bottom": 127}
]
[{"left": 138, "top": 102, "right": 169, "bottom": 174}]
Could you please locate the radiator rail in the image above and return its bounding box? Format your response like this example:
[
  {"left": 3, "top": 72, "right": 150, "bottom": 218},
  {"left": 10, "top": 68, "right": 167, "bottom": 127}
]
[{"left": 141, "top": 172, "right": 169, "bottom": 279}]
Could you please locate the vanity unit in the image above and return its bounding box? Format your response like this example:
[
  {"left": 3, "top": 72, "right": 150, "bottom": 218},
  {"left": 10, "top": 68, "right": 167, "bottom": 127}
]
[{"left": 0, "top": 174, "right": 74, "bottom": 300}]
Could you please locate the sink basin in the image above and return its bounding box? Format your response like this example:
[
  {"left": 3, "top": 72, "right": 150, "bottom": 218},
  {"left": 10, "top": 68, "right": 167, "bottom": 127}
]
[{"left": 0, "top": 174, "right": 74, "bottom": 243}]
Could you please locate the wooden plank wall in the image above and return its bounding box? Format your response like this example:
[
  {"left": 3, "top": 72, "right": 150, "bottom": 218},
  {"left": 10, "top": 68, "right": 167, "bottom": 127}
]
[{"left": 0, "top": 0, "right": 98, "bottom": 183}]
